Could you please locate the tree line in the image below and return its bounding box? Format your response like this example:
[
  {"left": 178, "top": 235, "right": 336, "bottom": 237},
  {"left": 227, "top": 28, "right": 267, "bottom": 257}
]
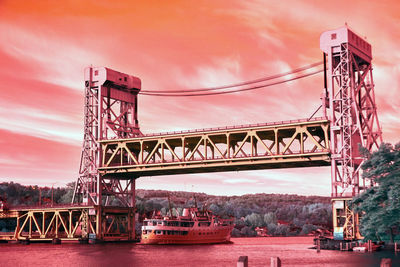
[{"left": 0, "top": 182, "right": 332, "bottom": 236}]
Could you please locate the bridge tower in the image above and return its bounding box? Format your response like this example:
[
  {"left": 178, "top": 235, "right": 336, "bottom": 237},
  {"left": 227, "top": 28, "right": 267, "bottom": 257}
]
[
  {"left": 72, "top": 67, "right": 141, "bottom": 240},
  {"left": 320, "top": 26, "right": 382, "bottom": 240}
]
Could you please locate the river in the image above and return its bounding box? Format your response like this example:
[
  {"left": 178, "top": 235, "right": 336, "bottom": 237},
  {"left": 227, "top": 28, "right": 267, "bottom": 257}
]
[{"left": 1, "top": 237, "right": 399, "bottom": 266}]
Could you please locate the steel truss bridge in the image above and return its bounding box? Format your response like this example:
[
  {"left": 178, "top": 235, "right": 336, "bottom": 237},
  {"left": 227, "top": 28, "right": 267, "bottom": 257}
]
[
  {"left": 0, "top": 26, "right": 383, "bottom": 243},
  {"left": 0, "top": 205, "right": 134, "bottom": 242},
  {"left": 99, "top": 118, "right": 330, "bottom": 176}
]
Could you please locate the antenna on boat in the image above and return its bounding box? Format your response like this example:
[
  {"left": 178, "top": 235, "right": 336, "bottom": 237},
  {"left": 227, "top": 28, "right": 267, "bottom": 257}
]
[
  {"left": 202, "top": 201, "right": 208, "bottom": 212},
  {"left": 194, "top": 194, "right": 197, "bottom": 208},
  {"left": 167, "top": 194, "right": 173, "bottom": 217}
]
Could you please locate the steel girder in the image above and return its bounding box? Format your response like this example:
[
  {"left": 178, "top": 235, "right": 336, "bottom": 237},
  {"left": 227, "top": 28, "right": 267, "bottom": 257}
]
[{"left": 99, "top": 118, "right": 330, "bottom": 177}]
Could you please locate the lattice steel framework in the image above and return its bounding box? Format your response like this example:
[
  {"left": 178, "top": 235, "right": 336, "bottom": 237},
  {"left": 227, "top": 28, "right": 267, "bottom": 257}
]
[
  {"left": 0, "top": 205, "right": 134, "bottom": 242},
  {"left": 99, "top": 118, "right": 330, "bottom": 177},
  {"left": 72, "top": 67, "right": 141, "bottom": 207},
  {"left": 320, "top": 26, "right": 382, "bottom": 198},
  {"left": 321, "top": 26, "right": 382, "bottom": 240}
]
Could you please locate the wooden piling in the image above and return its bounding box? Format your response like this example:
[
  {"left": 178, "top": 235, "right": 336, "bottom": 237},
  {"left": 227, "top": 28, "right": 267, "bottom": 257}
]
[
  {"left": 395, "top": 242, "right": 399, "bottom": 252},
  {"left": 237, "top": 256, "right": 248, "bottom": 267},
  {"left": 368, "top": 240, "right": 372, "bottom": 252},
  {"left": 271, "top": 257, "right": 281, "bottom": 267},
  {"left": 52, "top": 238, "right": 61, "bottom": 245},
  {"left": 380, "top": 258, "right": 392, "bottom": 267}
]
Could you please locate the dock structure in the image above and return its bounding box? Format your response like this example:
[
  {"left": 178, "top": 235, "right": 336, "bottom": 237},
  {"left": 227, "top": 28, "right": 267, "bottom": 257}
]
[{"left": 0, "top": 205, "right": 134, "bottom": 243}]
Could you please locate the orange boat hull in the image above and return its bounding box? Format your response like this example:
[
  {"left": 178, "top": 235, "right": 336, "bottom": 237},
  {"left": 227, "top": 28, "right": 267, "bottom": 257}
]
[{"left": 141, "top": 226, "right": 233, "bottom": 245}]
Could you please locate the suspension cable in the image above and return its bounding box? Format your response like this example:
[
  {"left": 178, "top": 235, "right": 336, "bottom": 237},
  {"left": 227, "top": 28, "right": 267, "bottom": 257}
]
[
  {"left": 140, "top": 69, "right": 323, "bottom": 97},
  {"left": 140, "top": 61, "right": 323, "bottom": 94}
]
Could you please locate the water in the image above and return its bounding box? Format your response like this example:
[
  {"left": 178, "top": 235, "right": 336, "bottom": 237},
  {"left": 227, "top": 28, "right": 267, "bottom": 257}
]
[{"left": 1, "top": 237, "right": 399, "bottom": 266}]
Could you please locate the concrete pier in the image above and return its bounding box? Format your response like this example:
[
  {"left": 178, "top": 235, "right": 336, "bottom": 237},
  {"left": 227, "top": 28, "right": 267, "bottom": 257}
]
[
  {"left": 237, "top": 256, "right": 248, "bottom": 267},
  {"left": 271, "top": 257, "right": 281, "bottom": 267},
  {"left": 380, "top": 258, "right": 392, "bottom": 267}
]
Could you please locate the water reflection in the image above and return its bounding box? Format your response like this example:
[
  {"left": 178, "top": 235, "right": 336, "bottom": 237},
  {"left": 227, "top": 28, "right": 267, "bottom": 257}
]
[{"left": 0, "top": 237, "right": 399, "bottom": 267}]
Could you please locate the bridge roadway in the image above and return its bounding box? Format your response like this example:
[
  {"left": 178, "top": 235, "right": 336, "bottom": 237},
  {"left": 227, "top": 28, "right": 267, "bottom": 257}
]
[{"left": 99, "top": 117, "right": 331, "bottom": 177}]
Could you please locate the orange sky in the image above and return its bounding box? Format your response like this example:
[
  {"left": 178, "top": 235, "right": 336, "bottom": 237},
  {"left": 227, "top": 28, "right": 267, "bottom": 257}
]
[{"left": 0, "top": 0, "right": 399, "bottom": 196}]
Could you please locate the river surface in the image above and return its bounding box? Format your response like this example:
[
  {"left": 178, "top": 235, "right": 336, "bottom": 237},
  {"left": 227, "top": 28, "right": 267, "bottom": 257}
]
[{"left": 1, "top": 237, "right": 399, "bottom": 266}]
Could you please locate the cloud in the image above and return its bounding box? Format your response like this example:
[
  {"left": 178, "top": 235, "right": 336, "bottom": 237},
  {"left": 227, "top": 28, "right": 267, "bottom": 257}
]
[
  {"left": 0, "top": 23, "right": 102, "bottom": 90},
  {"left": 223, "top": 178, "right": 258, "bottom": 184}
]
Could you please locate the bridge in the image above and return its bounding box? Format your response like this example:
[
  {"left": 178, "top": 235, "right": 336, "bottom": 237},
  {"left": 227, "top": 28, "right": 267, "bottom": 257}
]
[
  {"left": 0, "top": 204, "right": 134, "bottom": 242},
  {"left": 99, "top": 117, "right": 330, "bottom": 176},
  {"left": 0, "top": 25, "right": 382, "bottom": 243}
]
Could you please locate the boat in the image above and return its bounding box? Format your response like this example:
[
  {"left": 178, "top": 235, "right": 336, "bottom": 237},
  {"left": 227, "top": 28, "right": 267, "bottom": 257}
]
[{"left": 141, "top": 207, "right": 234, "bottom": 244}]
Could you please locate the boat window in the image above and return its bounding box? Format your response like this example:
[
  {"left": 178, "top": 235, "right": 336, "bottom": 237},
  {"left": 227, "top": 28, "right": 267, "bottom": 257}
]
[
  {"left": 156, "top": 230, "right": 162, "bottom": 235},
  {"left": 180, "top": 221, "right": 194, "bottom": 227}
]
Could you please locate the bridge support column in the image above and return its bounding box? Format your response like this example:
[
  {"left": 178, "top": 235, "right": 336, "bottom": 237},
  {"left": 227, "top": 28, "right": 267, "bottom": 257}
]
[
  {"left": 332, "top": 198, "right": 361, "bottom": 240},
  {"left": 321, "top": 26, "right": 382, "bottom": 240},
  {"left": 130, "top": 178, "right": 136, "bottom": 240}
]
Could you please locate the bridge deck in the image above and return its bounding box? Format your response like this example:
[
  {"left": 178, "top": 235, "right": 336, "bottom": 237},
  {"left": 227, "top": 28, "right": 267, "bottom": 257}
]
[{"left": 99, "top": 117, "right": 331, "bottom": 177}]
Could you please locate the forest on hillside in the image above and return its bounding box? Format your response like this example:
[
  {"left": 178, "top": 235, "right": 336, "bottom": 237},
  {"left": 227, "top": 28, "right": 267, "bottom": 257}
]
[{"left": 0, "top": 182, "right": 332, "bottom": 236}]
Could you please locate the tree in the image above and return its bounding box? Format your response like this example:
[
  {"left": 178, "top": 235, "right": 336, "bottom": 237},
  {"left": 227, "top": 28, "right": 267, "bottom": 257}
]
[
  {"left": 209, "top": 203, "right": 220, "bottom": 215},
  {"left": 264, "top": 212, "right": 277, "bottom": 225},
  {"left": 301, "top": 224, "right": 317, "bottom": 235},
  {"left": 275, "top": 224, "right": 289, "bottom": 236},
  {"left": 59, "top": 182, "right": 75, "bottom": 203},
  {"left": 244, "top": 213, "right": 264, "bottom": 227},
  {"left": 351, "top": 143, "right": 400, "bottom": 243},
  {"left": 240, "top": 226, "right": 256, "bottom": 237},
  {"left": 267, "top": 223, "right": 277, "bottom": 235}
]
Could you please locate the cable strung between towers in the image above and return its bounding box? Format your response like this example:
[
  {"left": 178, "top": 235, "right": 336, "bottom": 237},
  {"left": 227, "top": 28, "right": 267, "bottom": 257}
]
[{"left": 140, "top": 61, "right": 323, "bottom": 97}]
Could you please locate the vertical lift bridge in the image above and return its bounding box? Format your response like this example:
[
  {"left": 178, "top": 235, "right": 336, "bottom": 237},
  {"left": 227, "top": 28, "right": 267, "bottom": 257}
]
[
  {"left": 0, "top": 26, "right": 382, "bottom": 243},
  {"left": 72, "top": 26, "right": 382, "bottom": 241}
]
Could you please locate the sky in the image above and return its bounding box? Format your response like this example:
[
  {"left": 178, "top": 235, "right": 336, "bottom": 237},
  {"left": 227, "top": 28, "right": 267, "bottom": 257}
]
[{"left": 0, "top": 0, "right": 399, "bottom": 196}]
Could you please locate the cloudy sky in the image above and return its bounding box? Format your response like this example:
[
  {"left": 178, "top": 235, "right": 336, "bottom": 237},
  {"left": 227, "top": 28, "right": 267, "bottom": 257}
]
[{"left": 0, "top": 0, "right": 399, "bottom": 196}]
